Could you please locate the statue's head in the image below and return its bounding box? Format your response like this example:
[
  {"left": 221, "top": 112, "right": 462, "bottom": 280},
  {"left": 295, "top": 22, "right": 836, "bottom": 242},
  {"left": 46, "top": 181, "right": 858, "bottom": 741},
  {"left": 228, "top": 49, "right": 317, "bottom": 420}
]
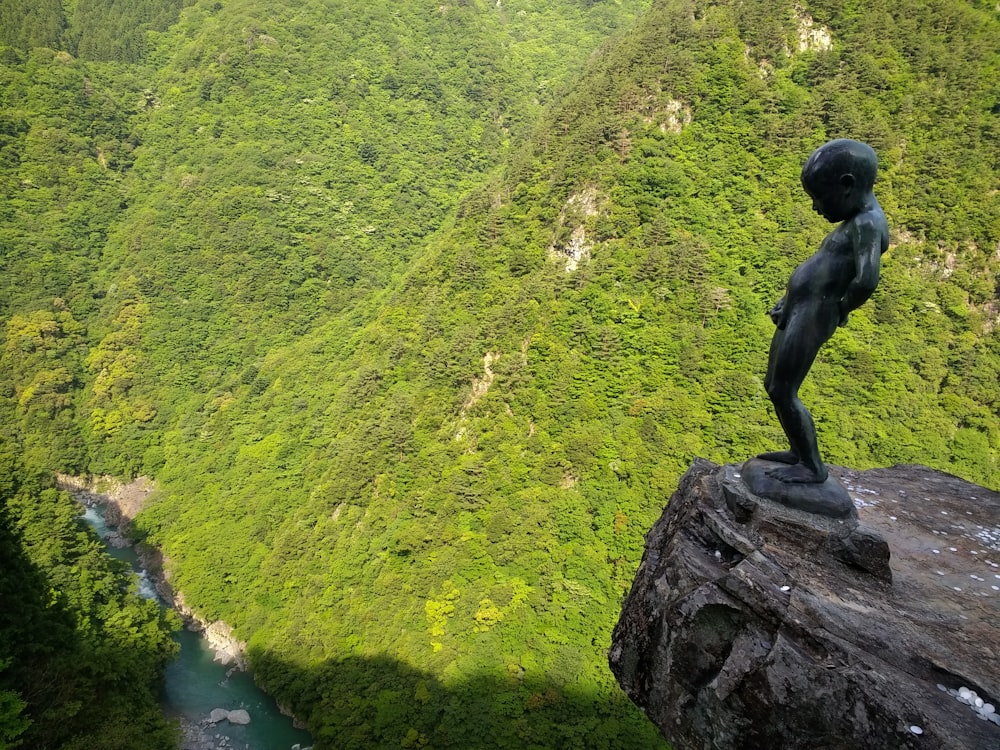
[
  {"left": 801, "top": 139, "right": 878, "bottom": 222},
  {"left": 802, "top": 139, "right": 878, "bottom": 190}
]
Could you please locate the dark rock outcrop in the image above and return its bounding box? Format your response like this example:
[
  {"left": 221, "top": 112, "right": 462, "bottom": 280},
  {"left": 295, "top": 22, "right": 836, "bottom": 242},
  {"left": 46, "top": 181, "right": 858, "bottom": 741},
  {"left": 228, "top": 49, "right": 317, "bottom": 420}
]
[{"left": 610, "top": 459, "right": 1000, "bottom": 750}]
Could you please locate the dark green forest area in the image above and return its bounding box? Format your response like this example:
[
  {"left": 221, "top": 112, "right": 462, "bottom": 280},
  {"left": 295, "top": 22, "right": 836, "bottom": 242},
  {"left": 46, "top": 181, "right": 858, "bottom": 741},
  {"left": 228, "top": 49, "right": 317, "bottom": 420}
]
[
  {"left": 0, "top": 439, "right": 178, "bottom": 749},
  {"left": 1, "top": 0, "right": 999, "bottom": 746}
]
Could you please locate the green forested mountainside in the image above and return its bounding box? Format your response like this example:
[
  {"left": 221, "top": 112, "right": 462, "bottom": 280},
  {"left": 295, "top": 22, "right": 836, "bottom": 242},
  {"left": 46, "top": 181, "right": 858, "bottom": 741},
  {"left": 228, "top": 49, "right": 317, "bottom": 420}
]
[
  {"left": 0, "top": 439, "right": 179, "bottom": 749},
  {"left": 0, "top": 47, "right": 148, "bottom": 471},
  {"left": 0, "top": 0, "right": 185, "bottom": 62},
  {"left": 1, "top": 0, "right": 999, "bottom": 748},
  {"left": 59, "top": 0, "right": 647, "bottom": 476}
]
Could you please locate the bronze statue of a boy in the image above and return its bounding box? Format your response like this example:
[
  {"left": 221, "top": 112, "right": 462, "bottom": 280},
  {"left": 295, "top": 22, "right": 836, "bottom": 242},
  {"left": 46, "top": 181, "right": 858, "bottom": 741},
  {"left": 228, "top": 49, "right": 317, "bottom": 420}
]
[{"left": 759, "top": 139, "right": 889, "bottom": 484}]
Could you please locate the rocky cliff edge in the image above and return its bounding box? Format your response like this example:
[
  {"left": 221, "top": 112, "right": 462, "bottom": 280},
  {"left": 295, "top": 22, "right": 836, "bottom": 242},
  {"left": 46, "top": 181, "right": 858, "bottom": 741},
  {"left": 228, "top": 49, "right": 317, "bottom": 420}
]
[{"left": 610, "top": 460, "right": 1000, "bottom": 750}]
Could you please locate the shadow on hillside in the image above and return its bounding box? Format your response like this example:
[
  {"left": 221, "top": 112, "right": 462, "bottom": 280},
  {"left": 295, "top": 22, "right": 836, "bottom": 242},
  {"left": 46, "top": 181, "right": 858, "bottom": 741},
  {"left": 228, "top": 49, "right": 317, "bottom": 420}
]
[
  {"left": 2, "top": 482, "right": 178, "bottom": 749},
  {"left": 0, "top": 505, "right": 96, "bottom": 747},
  {"left": 250, "top": 650, "right": 668, "bottom": 750}
]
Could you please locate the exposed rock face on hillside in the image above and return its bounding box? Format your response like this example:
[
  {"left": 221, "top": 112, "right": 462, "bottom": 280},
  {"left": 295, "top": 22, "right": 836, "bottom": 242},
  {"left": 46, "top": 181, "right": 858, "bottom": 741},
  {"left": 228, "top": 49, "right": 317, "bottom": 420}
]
[
  {"left": 56, "top": 473, "right": 154, "bottom": 527},
  {"left": 610, "top": 460, "right": 1000, "bottom": 750}
]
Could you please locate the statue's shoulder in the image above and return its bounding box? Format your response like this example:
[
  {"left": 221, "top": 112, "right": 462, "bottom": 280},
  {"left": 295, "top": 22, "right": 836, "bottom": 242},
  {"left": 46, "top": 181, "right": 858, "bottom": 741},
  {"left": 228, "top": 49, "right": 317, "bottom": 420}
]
[{"left": 846, "top": 206, "right": 889, "bottom": 247}]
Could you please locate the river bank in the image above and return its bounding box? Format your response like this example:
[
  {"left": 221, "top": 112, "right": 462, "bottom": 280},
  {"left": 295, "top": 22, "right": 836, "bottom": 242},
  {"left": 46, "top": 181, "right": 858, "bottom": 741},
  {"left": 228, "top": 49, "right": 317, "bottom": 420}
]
[
  {"left": 62, "top": 475, "right": 313, "bottom": 750},
  {"left": 57, "top": 474, "right": 248, "bottom": 666}
]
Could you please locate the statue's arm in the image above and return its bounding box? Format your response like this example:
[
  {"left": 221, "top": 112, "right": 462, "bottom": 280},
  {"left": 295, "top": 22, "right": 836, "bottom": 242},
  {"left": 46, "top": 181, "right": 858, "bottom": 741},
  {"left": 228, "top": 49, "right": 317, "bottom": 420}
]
[
  {"left": 769, "top": 296, "right": 787, "bottom": 329},
  {"left": 839, "top": 215, "right": 883, "bottom": 325}
]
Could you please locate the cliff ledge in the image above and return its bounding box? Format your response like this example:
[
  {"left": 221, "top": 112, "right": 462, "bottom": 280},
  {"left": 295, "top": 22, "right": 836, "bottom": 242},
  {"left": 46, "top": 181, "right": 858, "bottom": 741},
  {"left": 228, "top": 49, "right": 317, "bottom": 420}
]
[{"left": 610, "top": 460, "right": 1000, "bottom": 749}]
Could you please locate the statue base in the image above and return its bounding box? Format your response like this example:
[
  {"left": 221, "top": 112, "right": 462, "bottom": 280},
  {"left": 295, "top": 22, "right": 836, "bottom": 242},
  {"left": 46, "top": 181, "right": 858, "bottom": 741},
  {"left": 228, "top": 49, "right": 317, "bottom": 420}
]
[
  {"left": 722, "top": 463, "right": 888, "bottom": 582},
  {"left": 740, "top": 457, "right": 855, "bottom": 519}
]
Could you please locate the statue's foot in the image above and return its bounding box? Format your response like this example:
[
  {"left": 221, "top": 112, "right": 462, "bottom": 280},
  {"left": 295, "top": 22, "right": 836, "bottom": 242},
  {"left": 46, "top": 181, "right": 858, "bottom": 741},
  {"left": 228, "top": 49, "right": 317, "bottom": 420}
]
[
  {"left": 765, "top": 463, "right": 828, "bottom": 484},
  {"left": 756, "top": 450, "right": 799, "bottom": 465}
]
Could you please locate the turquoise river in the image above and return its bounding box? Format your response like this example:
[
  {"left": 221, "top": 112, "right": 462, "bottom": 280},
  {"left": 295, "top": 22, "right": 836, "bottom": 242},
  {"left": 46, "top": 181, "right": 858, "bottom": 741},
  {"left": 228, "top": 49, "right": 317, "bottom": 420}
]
[{"left": 82, "top": 504, "right": 314, "bottom": 750}]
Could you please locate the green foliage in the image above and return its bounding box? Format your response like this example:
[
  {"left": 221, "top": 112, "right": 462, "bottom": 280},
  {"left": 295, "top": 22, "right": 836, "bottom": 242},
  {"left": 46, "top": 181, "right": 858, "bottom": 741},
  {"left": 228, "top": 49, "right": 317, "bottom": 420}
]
[
  {"left": 0, "top": 304, "right": 87, "bottom": 469},
  {"left": 0, "top": 47, "right": 138, "bottom": 319},
  {"left": 1, "top": 0, "right": 999, "bottom": 748},
  {"left": 70, "top": 0, "right": 185, "bottom": 62},
  {"left": 0, "top": 0, "right": 64, "bottom": 51},
  {"left": 0, "top": 441, "right": 179, "bottom": 749},
  {"left": 0, "top": 0, "right": 183, "bottom": 62},
  {"left": 0, "top": 659, "right": 30, "bottom": 750}
]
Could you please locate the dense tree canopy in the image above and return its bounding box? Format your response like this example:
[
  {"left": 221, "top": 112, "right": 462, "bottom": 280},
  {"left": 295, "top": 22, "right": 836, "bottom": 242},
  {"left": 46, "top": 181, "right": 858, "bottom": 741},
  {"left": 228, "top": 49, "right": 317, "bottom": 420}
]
[
  {"left": 1, "top": 0, "right": 998, "bottom": 747},
  {"left": 0, "top": 440, "right": 178, "bottom": 749}
]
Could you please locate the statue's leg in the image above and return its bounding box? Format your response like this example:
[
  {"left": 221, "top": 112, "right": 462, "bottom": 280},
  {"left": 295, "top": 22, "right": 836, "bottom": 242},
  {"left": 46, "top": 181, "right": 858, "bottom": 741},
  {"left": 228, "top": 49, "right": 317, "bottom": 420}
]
[
  {"left": 757, "top": 449, "right": 800, "bottom": 464},
  {"left": 757, "top": 328, "right": 799, "bottom": 465},
  {"left": 762, "top": 314, "right": 833, "bottom": 484}
]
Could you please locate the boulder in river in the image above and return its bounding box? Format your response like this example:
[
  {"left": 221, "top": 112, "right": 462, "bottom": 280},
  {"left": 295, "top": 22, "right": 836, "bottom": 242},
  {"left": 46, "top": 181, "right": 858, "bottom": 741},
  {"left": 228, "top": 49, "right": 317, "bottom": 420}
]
[{"left": 226, "top": 709, "right": 251, "bottom": 725}]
